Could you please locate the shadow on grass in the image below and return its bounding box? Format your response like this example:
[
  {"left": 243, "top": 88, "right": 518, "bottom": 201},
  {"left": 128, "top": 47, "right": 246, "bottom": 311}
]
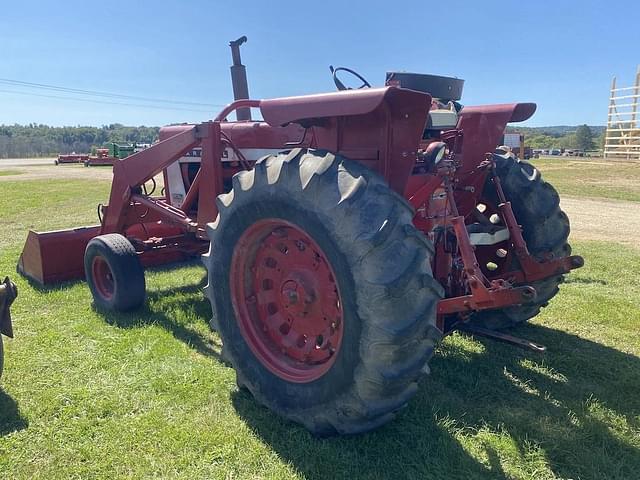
[
  {"left": 564, "top": 276, "right": 607, "bottom": 286},
  {"left": 232, "top": 324, "right": 640, "bottom": 480},
  {"left": 21, "top": 274, "right": 83, "bottom": 293},
  {"left": 93, "top": 266, "right": 226, "bottom": 363},
  {"left": 0, "top": 389, "right": 28, "bottom": 436},
  {"left": 65, "top": 263, "right": 639, "bottom": 478}
]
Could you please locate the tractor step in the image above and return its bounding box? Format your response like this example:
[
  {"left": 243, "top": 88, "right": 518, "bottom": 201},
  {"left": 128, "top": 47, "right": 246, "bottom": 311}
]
[{"left": 457, "top": 324, "right": 546, "bottom": 353}]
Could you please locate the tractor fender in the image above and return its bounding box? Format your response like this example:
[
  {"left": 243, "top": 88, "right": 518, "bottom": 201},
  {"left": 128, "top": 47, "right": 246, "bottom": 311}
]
[
  {"left": 260, "top": 86, "right": 430, "bottom": 127},
  {"left": 460, "top": 103, "right": 536, "bottom": 124},
  {"left": 456, "top": 102, "right": 536, "bottom": 174}
]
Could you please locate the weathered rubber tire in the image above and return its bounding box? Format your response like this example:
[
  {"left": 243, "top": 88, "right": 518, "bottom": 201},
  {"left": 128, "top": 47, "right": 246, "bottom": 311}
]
[
  {"left": 84, "top": 234, "right": 146, "bottom": 311},
  {"left": 203, "top": 148, "right": 443, "bottom": 435},
  {"left": 470, "top": 153, "right": 571, "bottom": 330}
]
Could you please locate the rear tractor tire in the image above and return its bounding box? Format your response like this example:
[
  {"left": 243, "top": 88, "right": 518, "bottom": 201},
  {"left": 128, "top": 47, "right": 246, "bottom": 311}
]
[
  {"left": 470, "top": 153, "right": 571, "bottom": 330},
  {"left": 203, "top": 148, "right": 443, "bottom": 435},
  {"left": 84, "top": 234, "right": 146, "bottom": 311}
]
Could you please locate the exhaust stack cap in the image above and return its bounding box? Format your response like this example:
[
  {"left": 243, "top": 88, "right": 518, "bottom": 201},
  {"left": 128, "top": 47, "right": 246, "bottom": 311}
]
[{"left": 229, "top": 36, "right": 248, "bottom": 65}]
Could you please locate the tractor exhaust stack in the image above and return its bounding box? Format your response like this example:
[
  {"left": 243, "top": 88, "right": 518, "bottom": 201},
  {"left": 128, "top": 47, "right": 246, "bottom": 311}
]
[{"left": 229, "top": 36, "right": 251, "bottom": 121}]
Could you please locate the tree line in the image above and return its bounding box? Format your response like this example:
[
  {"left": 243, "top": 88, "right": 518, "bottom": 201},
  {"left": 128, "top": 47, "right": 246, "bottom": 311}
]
[
  {"left": 1, "top": 123, "right": 604, "bottom": 159},
  {"left": 0, "top": 124, "right": 159, "bottom": 158},
  {"left": 507, "top": 124, "right": 604, "bottom": 152}
]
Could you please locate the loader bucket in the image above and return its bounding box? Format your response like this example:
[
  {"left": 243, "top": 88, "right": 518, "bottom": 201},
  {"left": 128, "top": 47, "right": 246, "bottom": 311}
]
[{"left": 18, "top": 226, "right": 101, "bottom": 285}]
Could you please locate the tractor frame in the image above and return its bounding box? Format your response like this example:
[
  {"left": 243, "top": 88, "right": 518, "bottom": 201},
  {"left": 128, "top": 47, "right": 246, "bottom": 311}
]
[{"left": 18, "top": 86, "right": 582, "bottom": 334}]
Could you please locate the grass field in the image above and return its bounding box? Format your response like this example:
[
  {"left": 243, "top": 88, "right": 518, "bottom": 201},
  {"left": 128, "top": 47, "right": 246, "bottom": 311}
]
[
  {"left": 0, "top": 160, "right": 639, "bottom": 479},
  {"left": 532, "top": 157, "right": 640, "bottom": 203}
]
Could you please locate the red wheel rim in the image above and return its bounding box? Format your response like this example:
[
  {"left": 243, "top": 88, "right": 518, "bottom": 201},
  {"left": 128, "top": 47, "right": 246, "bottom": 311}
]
[
  {"left": 91, "top": 256, "right": 115, "bottom": 300},
  {"left": 230, "top": 219, "right": 344, "bottom": 383}
]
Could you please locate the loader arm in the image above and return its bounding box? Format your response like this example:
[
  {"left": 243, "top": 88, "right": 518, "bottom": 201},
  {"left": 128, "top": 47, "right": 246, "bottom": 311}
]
[{"left": 101, "top": 126, "right": 198, "bottom": 234}]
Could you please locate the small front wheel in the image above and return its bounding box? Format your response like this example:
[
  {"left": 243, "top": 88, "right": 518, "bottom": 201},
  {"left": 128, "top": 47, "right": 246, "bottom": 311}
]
[{"left": 84, "top": 234, "right": 145, "bottom": 311}]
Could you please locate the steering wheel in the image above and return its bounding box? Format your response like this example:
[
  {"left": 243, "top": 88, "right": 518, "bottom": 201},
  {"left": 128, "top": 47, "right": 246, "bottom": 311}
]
[{"left": 330, "top": 66, "right": 372, "bottom": 91}]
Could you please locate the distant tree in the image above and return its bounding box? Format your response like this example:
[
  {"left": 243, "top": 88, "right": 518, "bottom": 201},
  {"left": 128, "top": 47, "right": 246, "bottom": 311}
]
[
  {"left": 575, "top": 124, "right": 595, "bottom": 151},
  {"left": 526, "top": 134, "right": 563, "bottom": 149},
  {"left": 559, "top": 133, "right": 578, "bottom": 150},
  {"left": 0, "top": 124, "right": 159, "bottom": 158}
]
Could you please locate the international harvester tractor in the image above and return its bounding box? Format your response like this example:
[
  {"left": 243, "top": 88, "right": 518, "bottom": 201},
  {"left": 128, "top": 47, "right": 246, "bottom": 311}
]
[{"left": 18, "top": 37, "right": 583, "bottom": 434}]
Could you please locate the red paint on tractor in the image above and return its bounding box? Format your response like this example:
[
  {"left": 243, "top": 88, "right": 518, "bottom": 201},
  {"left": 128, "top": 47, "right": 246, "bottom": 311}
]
[
  {"left": 230, "top": 219, "right": 344, "bottom": 383},
  {"left": 18, "top": 226, "right": 101, "bottom": 284},
  {"left": 260, "top": 87, "right": 397, "bottom": 126},
  {"left": 91, "top": 256, "right": 115, "bottom": 301}
]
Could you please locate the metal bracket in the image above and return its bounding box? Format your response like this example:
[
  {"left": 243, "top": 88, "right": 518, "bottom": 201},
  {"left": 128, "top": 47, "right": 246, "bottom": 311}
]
[
  {"left": 0, "top": 277, "right": 17, "bottom": 338},
  {"left": 457, "top": 324, "right": 546, "bottom": 353}
]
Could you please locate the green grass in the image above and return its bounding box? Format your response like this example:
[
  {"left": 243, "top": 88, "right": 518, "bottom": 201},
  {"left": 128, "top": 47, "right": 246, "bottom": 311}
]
[
  {"left": 0, "top": 175, "right": 639, "bottom": 479},
  {"left": 532, "top": 157, "right": 640, "bottom": 202},
  {"left": 0, "top": 170, "right": 22, "bottom": 176},
  {"left": 0, "top": 178, "right": 110, "bottom": 248}
]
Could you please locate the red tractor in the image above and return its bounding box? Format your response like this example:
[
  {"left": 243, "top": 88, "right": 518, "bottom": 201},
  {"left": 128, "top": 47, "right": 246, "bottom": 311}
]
[{"left": 18, "top": 38, "right": 582, "bottom": 434}]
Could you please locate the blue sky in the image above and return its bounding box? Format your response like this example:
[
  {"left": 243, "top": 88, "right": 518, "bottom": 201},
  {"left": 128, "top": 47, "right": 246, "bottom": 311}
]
[{"left": 0, "top": 0, "right": 638, "bottom": 127}]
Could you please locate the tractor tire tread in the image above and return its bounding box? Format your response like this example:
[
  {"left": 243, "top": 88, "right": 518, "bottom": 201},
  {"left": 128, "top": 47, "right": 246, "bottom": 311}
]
[
  {"left": 471, "top": 154, "right": 571, "bottom": 330},
  {"left": 203, "top": 148, "right": 442, "bottom": 435},
  {"left": 84, "top": 233, "right": 146, "bottom": 312}
]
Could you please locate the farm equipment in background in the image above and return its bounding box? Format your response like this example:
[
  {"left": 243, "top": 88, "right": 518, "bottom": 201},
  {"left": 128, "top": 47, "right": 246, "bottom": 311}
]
[
  {"left": 0, "top": 277, "right": 18, "bottom": 380},
  {"left": 84, "top": 143, "right": 147, "bottom": 167},
  {"left": 17, "top": 37, "right": 583, "bottom": 434},
  {"left": 83, "top": 147, "right": 113, "bottom": 167},
  {"left": 55, "top": 153, "right": 89, "bottom": 165},
  {"left": 110, "top": 142, "right": 136, "bottom": 159},
  {"left": 55, "top": 143, "right": 149, "bottom": 167}
]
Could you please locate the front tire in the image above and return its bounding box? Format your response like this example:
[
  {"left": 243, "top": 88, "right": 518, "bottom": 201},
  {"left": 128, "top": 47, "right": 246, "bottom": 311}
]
[
  {"left": 84, "top": 234, "right": 146, "bottom": 311},
  {"left": 203, "top": 149, "right": 442, "bottom": 435}
]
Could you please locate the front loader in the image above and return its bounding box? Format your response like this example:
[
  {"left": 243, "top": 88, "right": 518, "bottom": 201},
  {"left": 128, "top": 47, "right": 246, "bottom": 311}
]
[{"left": 18, "top": 38, "right": 583, "bottom": 434}]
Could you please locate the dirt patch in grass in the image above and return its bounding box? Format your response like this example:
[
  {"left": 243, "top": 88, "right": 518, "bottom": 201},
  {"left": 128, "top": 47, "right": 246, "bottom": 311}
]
[
  {"left": 561, "top": 196, "right": 640, "bottom": 249},
  {"left": 0, "top": 164, "right": 113, "bottom": 182}
]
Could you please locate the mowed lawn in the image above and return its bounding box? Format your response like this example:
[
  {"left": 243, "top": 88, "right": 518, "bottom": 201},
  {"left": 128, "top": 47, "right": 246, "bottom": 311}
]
[
  {"left": 533, "top": 157, "right": 640, "bottom": 203},
  {"left": 0, "top": 160, "right": 639, "bottom": 479}
]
